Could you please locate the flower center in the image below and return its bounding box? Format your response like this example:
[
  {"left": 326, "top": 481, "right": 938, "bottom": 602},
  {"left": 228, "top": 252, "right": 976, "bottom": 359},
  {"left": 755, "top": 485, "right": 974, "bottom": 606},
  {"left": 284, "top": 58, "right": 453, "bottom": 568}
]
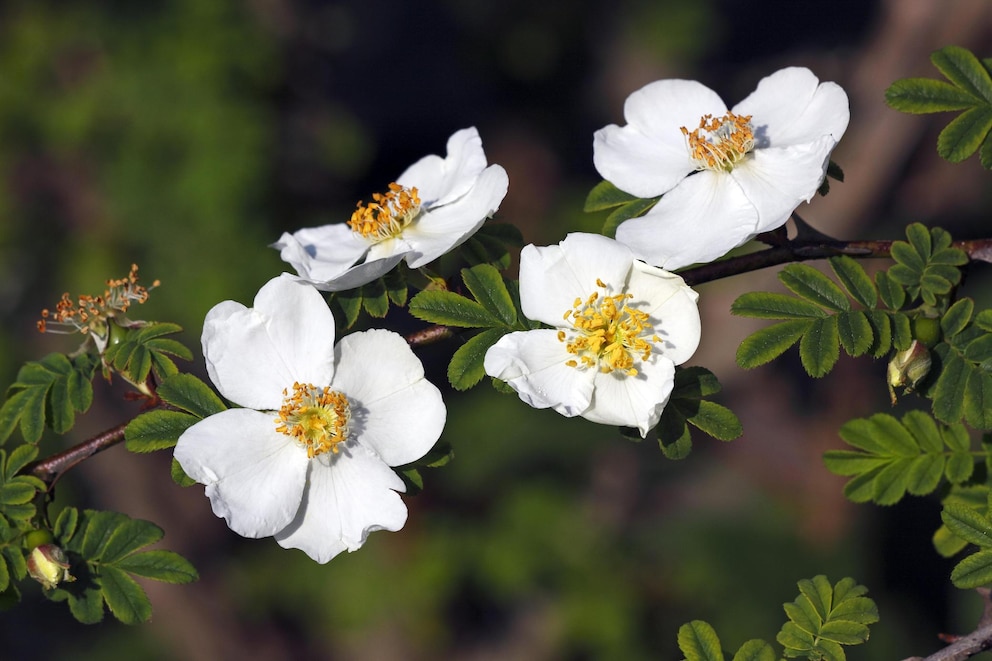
[
  {"left": 558, "top": 279, "right": 659, "bottom": 376},
  {"left": 681, "top": 112, "right": 755, "bottom": 172},
  {"left": 275, "top": 382, "right": 352, "bottom": 458},
  {"left": 348, "top": 182, "right": 422, "bottom": 242}
]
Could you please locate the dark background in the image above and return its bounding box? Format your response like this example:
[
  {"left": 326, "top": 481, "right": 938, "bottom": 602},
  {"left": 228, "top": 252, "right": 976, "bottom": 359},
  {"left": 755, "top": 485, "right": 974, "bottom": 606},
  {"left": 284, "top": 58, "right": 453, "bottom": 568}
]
[{"left": 1, "top": 0, "right": 991, "bottom": 658}]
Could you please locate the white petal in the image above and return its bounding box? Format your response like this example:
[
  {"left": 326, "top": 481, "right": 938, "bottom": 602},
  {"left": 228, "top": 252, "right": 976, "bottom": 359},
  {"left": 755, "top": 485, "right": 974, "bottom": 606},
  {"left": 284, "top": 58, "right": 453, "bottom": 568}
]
[
  {"left": 733, "top": 67, "right": 850, "bottom": 148},
  {"left": 582, "top": 356, "right": 676, "bottom": 436},
  {"left": 202, "top": 275, "right": 336, "bottom": 409},
  {"left": 274, "top": 225, "right": 408, "bottom": 292},
  {"left": 614, "top": 172, "right": 758, "bottom": 271},
  {"left": 397, "top": 127, "right": 489, "bottom": 207},
  {"left": 731, "top": 136, "right": 837, "bottom": 234},
  {"left": 626, "top": 262, "right": 701, "bottom": 365},
  {"left": 518, "top": 233, "right": 634, "bottom": 327},
  {"left": 273, "top": 225, "right": 369, "bottom": 283},
  {"left": 402, "top": 164, "right": 509, "bottom": 268},
  {"left": 274, "top": 443, "right": 408, "bottom": 564},
  {"left": 174, "top": 409, "right": 309, "bottom": 538},
  {"left": 484, "top": 329, "right": 594, "bottom": 416},
  {"left": 329, "top": 329, "right": 445, "bottom": 467},
  {"left": 593, "top": 79, "right": 726, "bottom": 198}
]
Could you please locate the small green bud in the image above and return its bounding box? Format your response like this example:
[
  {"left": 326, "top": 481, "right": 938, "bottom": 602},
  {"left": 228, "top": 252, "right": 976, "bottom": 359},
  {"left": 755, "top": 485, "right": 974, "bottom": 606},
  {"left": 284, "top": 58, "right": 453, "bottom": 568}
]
[
  {"left": 887, "top": 340, "right": 932, "bottom": 404},
  {"left": 23, "top": 529, "right": 54, "bottom": 550},
  {"left": 26, "top": 544, "right": 74, "bottom": 590},
  {"left": 912, "top": 316, "right": 941, "bottom": 347}
]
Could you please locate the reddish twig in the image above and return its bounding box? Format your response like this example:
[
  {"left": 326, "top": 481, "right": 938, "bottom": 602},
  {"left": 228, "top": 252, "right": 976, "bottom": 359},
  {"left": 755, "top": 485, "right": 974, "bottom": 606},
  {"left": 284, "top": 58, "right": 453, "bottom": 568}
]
[{"left": 679, "top": 238, "right": 992, "bottom": 287}]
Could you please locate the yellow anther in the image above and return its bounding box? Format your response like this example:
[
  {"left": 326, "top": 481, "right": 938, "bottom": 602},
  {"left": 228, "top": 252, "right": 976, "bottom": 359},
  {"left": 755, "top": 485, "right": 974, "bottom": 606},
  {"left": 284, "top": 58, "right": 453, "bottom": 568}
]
[
  {"left": 275, "top": 382, "right": 351, "bottom": 458},
  {"left": 557, "top": 278, "right": 656, "bottom": 376},
  {"left": 681, "top": 111, "right": 755, "bottom": 172},
  {"left": 348, "top": 182, "right": 422, "bottom": 241}
]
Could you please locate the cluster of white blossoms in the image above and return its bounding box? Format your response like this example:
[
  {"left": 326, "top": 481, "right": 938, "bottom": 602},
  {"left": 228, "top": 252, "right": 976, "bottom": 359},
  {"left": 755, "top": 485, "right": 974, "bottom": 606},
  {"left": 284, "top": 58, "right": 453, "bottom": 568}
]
[{"left": 176, "top": 67, "right": 849, "bottom": 561}]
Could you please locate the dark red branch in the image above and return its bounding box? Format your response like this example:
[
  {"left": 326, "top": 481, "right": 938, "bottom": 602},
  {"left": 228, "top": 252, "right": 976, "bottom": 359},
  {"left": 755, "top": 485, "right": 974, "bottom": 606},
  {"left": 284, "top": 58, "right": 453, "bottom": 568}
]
[
  {"left": 679, "top": 238, "right": 992, "bottom": 287},
  {"left": 29, "top": 420, "right": 129, "bottom": 488}
]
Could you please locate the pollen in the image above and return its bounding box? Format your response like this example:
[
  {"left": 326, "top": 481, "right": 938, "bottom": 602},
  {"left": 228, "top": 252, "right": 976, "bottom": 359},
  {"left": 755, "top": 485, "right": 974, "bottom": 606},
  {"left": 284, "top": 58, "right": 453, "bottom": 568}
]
[
  {"left": 559, "top": 279, "right": 656, "bottom": 377},
  {"left": 37, "top": 264, "right": 159, "bottom": 337},
  {"left": 681, "top": 112, "right": 755, "bottom": 172},
  {"left": 348, "top": 182, "right": 422, "bottom": 241},
  {"left": 275, "top": 382, "right": 351, "bottom": 458}
]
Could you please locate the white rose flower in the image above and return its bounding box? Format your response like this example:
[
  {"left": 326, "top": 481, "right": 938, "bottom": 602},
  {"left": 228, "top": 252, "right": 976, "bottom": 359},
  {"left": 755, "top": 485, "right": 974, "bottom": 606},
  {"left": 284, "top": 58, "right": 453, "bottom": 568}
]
[
  {"left": 484, "top": 233, "right": 700, "bottom": 436},
  {"left": 174, "top": 275, "right": 445, "bottom": 563},
  {"left": 594, "top": 67, "right": 850, "bottom": 270},
  {"left": 275, "top": 127, "right": 509, "bottom": 291}
]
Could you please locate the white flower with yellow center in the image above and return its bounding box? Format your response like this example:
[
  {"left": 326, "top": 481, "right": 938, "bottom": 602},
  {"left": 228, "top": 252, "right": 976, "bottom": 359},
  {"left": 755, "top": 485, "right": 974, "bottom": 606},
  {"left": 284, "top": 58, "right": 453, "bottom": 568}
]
[
  {"left": 173, "top": 275, "right": 445, "bottom": 563},
  {"left": 483, "top": 233, "right": 700, "bottom": 436},
  {"left": 274, "top": 127, "right": 509, "bottom": 291},
  {"left": 593, "top": 67, "right": 850, "bottom": 270}
]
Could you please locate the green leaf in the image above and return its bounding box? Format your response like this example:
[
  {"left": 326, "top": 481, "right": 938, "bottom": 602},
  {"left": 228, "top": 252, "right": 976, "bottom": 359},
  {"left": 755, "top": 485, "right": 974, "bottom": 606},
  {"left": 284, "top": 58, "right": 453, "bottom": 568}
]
[
  {"left": 99, "top": 565, "right": 151, "bottom": 625},
  {"left": 677, "top": 620, "right": 725, "bottom": 661},
  {"left": 731, "top": 292, "right": 828, "bottom": 319},
  {"left": 778, "top": 576, "right": 876, "bottom": 660},
  {"left": 115, "top": 550, "right": 198, "bottom": 583},
  {"left": 383, "top": 264, "right": 408, "bottom": 306},
  {"left": 941, "top": 503, "right": 992, "bottom": 548},
  {"left": 965, "top": 370, "right": 992, "bottom": 429},
  {"left": 885, "top": 77, "right": 981, "bottom": 113},
  {"left": 799, "top": 316, "right": 840, "bottom": 378},
  {"left": 333, "top": 288, "right": 363, "bottom": 328},
  {"left": 78, "top": 511, "right": 124, "bottom": 559},
  {"left": 583, "top": 180, "right": 638, "bottom": 212},
  {"left": 829, "top": 256, "right": 877, "bottom": 308},
  {"left": 837, "top": 311, "right": 873, "bottom": 357},
  {"left": 933, "top": 351, "right": 969, "bottom": 424},
  {"left": 779, "top": 264, "right": 851, "bottom": 312},
  {"left": 931, "top": 46, "right": 992, "bottom": 103},
  {"left": 361, "top": 278, "right": 390, "bottom": 318},
  {"left": 170, "top": 458, "right": 196, "bottom": 487},
  {"left": 672, "top": 366, "right": 723, "bottom": 399},
  {"left": 730, "top": 640, "right": 775, "bottom": 661},
  {"left": 658, "top": 407, "right": 692, "bottom": 460},
  {"left": 125, "top": 410, "right": 199, "bottom": 453},
  {"left": 875, "top": 271, "right": 905, "bottom": 310},
  {"left": 409, "top": 290, "right": 500, "bottom": 328},
  {"left": 736, "top": 319, "right": 812, "bottom": 369},
  {"left": 447, "top": 329, "right": 507, "bottom": 391},
  {"left": 601, "top": 196, "right": 660, "bottom": 239},
  {"left": 866, "top": 311, "right": 893, "bottom": 358},
  {"left": 64, "top": 581, "right": 105, "bottom": 624},
  {"left": 951, "top": 548, "right": 992, "bottom": 589},
  {"left": 981, "top": 130, "right": 992, "bottom": 169},
  {"left": 461, "top": 265, "right": 516, "bottom": 327},
  {"left": 155, "top": 374, "right": 226, "bottom": 418},
  {"left": 98, "top": 518, "right": 164, "bottom": 564},
  {"left": 938, "top": 104, "right": 992, "bottom": 162},
  {"left": 54, "top": 507, "right": 79, "bottom": 542},
  {"left": 891, "top": 312, "right": 913, "bottom": 351},
  {"left": 681, "top": 400, "right": 742, "bottom": 441},
  {"left": 825, "top": 412, "right": 963, "bottom": 504}
]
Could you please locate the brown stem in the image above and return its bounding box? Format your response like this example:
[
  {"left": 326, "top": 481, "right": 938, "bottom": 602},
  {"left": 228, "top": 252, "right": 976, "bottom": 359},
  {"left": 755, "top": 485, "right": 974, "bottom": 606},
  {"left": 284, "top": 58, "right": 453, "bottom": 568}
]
[
  {"left": 679, "top": 238, "right": 992, "bottom": 287},
  {"left": 29, "top": 420, "right": 129, "bottom": 489}
]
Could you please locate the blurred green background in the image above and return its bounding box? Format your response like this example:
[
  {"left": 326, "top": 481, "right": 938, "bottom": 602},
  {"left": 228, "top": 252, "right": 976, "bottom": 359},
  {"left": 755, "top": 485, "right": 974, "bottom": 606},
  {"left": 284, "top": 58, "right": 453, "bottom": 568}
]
[{"left": 2, "top": 0, "right": 992, "bottom": 658}]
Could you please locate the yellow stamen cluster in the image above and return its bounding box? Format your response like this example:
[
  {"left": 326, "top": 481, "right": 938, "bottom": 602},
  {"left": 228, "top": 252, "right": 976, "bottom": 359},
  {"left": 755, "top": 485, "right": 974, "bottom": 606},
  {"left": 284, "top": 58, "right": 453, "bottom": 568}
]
[
  {"left": 348, "top": 182, "right": 422, "bottom": 241},
  {"left": 275, "top": 382, "right": 351, "bottom": 458},
  {"left": 559, "top": 278, "right": 660, "bottom": 377},
  {"left": 37, "top": 264, "right": 159, "bottom": 336},
  {"left": 681, "top": 112, "right": 755, "bottom": 172}
]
